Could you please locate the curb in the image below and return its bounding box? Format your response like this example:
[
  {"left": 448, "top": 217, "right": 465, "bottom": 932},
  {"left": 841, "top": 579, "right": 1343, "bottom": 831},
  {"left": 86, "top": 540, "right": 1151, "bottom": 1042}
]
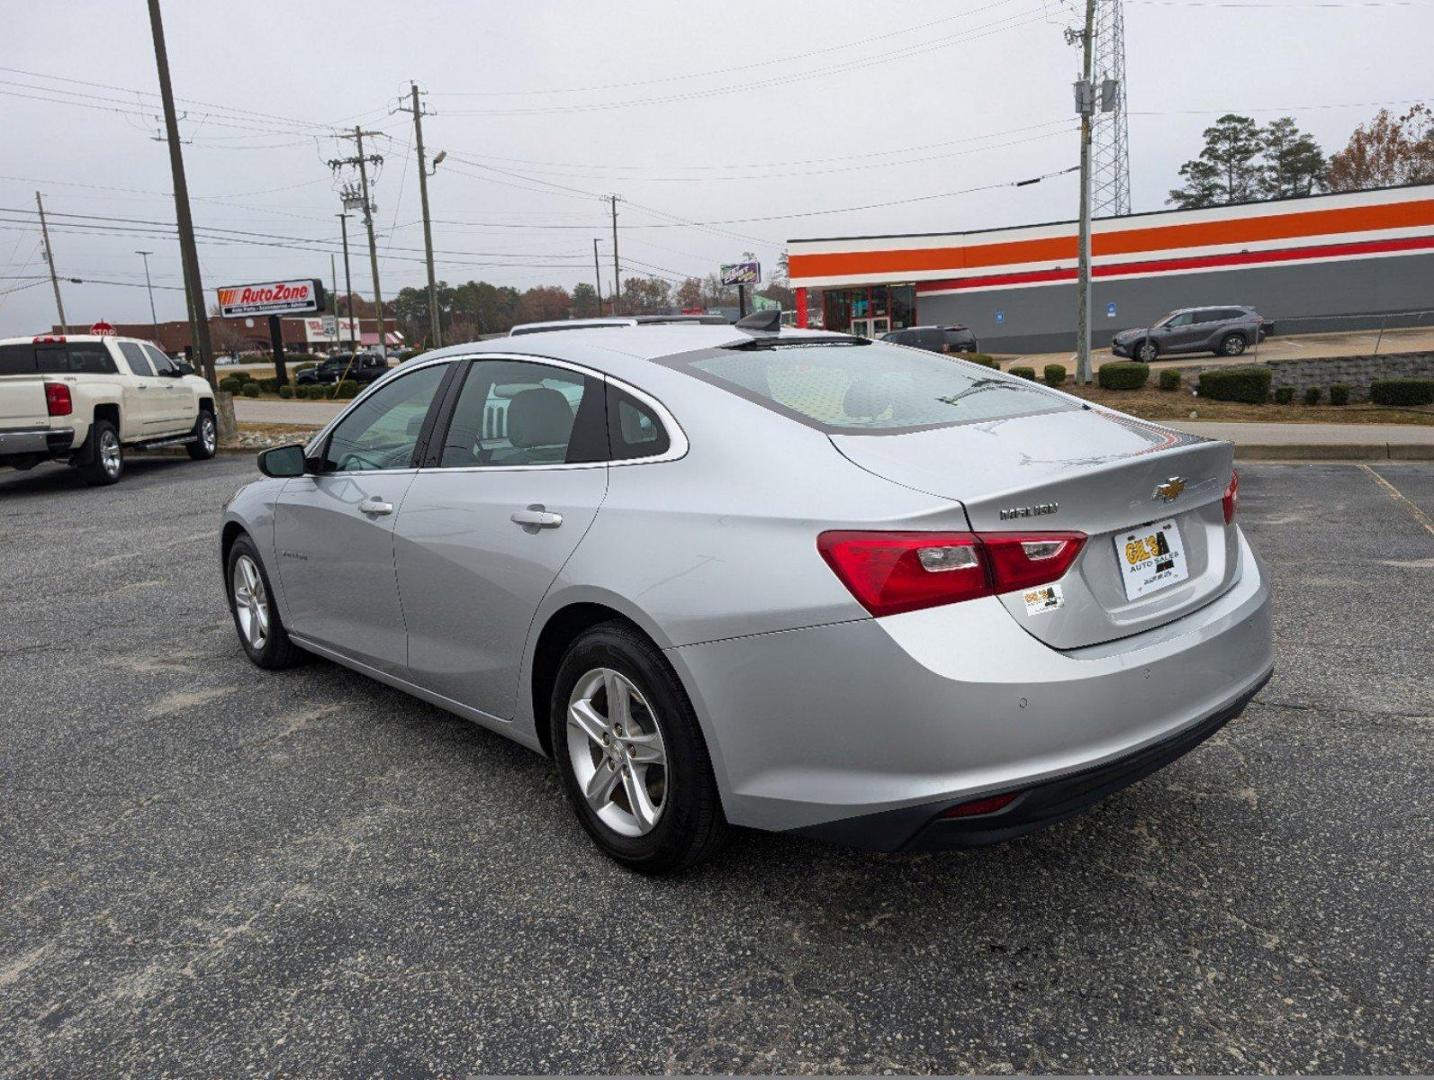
[{"left": 1233, "top": 443, "right": 1434, "bottom": 461}]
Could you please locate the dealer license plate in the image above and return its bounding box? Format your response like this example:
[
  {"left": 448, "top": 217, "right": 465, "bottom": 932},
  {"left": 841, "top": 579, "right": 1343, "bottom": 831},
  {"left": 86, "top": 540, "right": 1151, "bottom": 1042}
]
[{"left": 1116, "top": 518, "right": 1188, "bottom": 600}]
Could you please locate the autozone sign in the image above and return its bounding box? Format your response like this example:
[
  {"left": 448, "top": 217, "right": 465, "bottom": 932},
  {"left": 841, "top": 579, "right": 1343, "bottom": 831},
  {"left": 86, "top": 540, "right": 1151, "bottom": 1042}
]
[{"left": 216, "top": 279, "right": 324, "bottom": 318}]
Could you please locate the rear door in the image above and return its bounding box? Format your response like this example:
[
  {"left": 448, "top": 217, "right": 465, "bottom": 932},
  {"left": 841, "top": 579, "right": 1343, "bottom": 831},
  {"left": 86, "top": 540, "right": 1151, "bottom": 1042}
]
[
  {"left": 116, "top": 342, "right": 169, "bottom": 433},
  {"left": 394, "top": 356, "right": 611, "bottom": 719},
  {"left": 272, "top": 361, "right": 453, "bottom": 673}
]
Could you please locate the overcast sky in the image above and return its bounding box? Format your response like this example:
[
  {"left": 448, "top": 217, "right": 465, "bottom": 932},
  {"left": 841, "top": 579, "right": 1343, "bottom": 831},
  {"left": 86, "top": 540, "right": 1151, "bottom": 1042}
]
[{"left": 2, "top": 0, "right": 1430, "bottom": 335}]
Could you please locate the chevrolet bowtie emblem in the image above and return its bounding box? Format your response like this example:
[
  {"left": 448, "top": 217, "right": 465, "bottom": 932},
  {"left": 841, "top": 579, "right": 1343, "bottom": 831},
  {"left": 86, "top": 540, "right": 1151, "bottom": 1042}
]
[{"left": 1154, "top": 477, "right": 1187, "bottom": 502}]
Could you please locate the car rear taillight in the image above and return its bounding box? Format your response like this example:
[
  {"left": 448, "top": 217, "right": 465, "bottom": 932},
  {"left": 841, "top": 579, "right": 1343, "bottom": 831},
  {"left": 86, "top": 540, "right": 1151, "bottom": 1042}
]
[
  {"left": 1222, "top": 469, "right": 1239, "bottom": 524},
  {"left": 817, "top": 529, "right": 1087, "bottom": 618},
  {"left": 44, "top": 382, "right": 72, "bottom": 416}
]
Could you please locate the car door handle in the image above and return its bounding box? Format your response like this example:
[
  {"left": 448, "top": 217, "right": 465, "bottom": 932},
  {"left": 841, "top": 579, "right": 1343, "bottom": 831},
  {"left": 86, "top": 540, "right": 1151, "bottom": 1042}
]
[
  {"left": 359, "top": 496, "right": 394, "bottom": 516},
  {"left": 511, "top": 506, "right": 563, "bottom": 529}
]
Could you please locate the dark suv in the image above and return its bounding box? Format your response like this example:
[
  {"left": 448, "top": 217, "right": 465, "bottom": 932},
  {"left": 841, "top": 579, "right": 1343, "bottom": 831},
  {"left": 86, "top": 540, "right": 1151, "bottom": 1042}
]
[
  {"left": 882, "top": 324, "right": 979, "bottom": 354},
  {"left": 295, "top": 352, "right": 390, "bottom": 386},
  {"left": 1111, "top": 306, "right": 1271, "bottom": 362}
]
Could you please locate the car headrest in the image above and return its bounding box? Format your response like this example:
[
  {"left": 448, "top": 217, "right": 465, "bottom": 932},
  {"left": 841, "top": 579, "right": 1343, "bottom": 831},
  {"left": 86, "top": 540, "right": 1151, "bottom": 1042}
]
[
  {"left": 843, "top": 377, "right": 892, "bottom": 421},
  {"left": 507, "top": 387, "right": 574, "bottom": 448}
]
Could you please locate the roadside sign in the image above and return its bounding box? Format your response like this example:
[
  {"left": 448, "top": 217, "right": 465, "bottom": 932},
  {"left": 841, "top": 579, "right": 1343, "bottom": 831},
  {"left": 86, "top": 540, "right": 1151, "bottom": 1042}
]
[
  {"left": 995, "top": 310, "right": 1005, "bottom": 325},
  {"left": 1106, "top": 301, "right": 1117, "bottom": 318},
  {"left": 216, "top": 279, "right": 325, "bottom": 318},
  {"left": 89, "top": 320, "right": 116, "bottom": 335},
  {"left": 720, "top": 261, "right": 761, "bottom": 287}
]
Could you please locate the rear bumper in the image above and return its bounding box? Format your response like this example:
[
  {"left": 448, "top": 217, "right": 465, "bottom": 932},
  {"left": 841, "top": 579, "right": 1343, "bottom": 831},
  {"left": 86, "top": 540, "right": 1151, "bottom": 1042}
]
[
  {"left": 0, "top": 426, "right": 74, "bottom": 460},
  {"left": 668, "top": 529, "right": 1272, "bottom": 845},
  {"left": 800, "top": 667, "right": 1270, "bottom": 851}
]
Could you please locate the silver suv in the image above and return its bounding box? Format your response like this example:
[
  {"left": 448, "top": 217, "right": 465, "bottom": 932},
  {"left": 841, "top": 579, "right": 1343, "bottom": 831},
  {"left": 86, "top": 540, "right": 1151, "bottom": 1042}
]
[{"left": 1111, "top": 306, "right": 1271, "bottom": 362}]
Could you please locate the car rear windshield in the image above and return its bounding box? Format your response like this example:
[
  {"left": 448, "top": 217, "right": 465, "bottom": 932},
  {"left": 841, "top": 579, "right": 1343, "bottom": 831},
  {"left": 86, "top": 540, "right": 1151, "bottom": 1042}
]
[{"left": 668, "top": 342, "right": 1071, "bottom": 434}]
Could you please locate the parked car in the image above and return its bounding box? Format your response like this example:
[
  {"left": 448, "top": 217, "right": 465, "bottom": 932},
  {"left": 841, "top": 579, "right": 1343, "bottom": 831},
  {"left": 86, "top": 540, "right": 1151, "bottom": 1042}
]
[
  {"left": 221, "top": 323, "right": 1271, "bottom": 872},
  {"left": 1111, "top": 306, "right": 1271, "bottom": 362},
  {"left": 0, "top": 334, "right": 217, "bottom": 484},
  {"left": 882, "top": 324, "right": 980, "bottom": 354},
  {"left": 295, "top": 352, "right": 390, "bottom": 386}
]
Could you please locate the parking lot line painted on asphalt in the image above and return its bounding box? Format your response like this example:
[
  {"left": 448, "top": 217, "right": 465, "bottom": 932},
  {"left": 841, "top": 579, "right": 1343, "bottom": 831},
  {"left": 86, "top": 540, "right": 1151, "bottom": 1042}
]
[{"left": 1360, "top": 464, "right": 1434, "bottom": 537}]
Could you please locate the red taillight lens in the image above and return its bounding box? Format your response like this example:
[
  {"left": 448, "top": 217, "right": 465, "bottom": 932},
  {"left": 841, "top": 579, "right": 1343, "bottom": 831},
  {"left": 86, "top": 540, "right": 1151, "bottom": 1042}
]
[
  {"left": 44, "top": 382, "right": 72, "bottom": 417},
  {"left": 817, "top": 531, "right": 988, "bottom": 617},
  {"left": 978, "top": 532, "right": 1086, "bottom": 593},
  {"left": 1222, "top": 469, "right": 1239, "bottom": 524},
  {"left": 817, "top": 529, "right": 1087, "bottom": 617},
  {"left": 942, "top": 792, "right": 1019, "bottom": 818}
]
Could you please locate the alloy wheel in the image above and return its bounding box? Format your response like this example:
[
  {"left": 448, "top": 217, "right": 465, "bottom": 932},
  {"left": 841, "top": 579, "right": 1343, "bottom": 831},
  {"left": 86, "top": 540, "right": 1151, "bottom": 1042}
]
[
  {"left": 201, "top": 414, "right": 217, "bottom": 453},
  {"left": 232, "top": 554, "right": 270, "bottom": 651},
  {"left": 99, "top": 429, "right": 122, "bottom": 478},
  {"left": 566, "top": 667, "right": 668, "bottom": 837}
]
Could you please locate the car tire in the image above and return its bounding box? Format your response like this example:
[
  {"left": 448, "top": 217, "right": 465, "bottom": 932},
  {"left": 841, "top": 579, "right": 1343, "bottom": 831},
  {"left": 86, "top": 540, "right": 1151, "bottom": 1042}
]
[
  {"left": 187, "top": 408, "right": 218, "bottom": 460},
  {"left": 80, "top": 419, "right": 123, "bottom": 486},
  {"left": 1220, "top": 333, "right": 1247, "bottom": 356},
  {"left": 1136, "top": 339, "right": 1160, "bottom": 363},
  {"left": 226, "top": 536, "right": 304, "bottom": 670},
  {"left": 550, "top": 620, "right": 727, "bottom": 873}
]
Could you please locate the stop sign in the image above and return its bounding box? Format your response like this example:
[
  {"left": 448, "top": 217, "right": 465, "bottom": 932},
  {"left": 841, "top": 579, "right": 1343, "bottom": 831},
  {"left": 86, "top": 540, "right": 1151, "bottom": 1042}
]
[{"left": 90, "top": 320, "right": 116, "bottom": 336}]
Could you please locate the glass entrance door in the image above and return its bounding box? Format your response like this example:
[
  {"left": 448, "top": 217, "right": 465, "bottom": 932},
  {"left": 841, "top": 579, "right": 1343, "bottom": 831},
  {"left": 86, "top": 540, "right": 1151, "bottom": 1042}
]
[{"left": 849, "top": 316, "right": 890, "bottom": 339}]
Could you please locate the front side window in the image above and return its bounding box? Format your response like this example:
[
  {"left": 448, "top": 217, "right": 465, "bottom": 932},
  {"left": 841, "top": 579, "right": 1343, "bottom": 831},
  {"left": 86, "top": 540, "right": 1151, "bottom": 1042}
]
[
  {"left": 119, "top": 342, "right": 154, "bottom": 377},
  {"left": 669, "top": 342, "right": 1068, "bottom": 434},
  {"left": 438, "top": 359, "right": 604, "bottom": 468},
  {"left": 143, "top": 345, "right": 176, "bottom": 374},
  {"left": 323, "top": 363, "right": 448, "bottom": 472}
]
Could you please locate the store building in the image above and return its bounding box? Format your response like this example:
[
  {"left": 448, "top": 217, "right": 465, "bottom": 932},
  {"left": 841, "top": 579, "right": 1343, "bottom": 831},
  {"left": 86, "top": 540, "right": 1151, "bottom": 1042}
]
[{"left": 788, "top": 183, "right": 1434, "bottom": 353}]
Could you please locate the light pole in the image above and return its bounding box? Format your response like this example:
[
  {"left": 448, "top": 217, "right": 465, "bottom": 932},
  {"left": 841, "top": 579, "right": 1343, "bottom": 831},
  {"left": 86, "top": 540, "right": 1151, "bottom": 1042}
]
[{"left": 136, "top": 250, "right": 158, "bottom": 339}]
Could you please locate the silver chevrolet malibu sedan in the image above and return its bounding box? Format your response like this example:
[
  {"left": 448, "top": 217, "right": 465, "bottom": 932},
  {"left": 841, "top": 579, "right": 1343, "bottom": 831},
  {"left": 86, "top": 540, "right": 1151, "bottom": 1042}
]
[{"left": 221, "top": 321, "right": 1272, "bottom": 872}]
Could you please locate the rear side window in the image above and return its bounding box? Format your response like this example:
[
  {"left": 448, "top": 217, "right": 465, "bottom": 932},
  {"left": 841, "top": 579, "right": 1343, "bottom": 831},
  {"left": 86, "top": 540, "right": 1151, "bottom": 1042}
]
[
  {"left": 607, "top": 386, "right": 671, "bottom": 460},
  {"left": 670, "top": 342, "right": 1069, "bottom": 434},
  {"left": 119, "top": 342, "right": 154, "bottom": 376},
  {"left": 916, "top": 328, "right": 945, "bottom": 351},
  {"left": 0, "top": 344, "right": 35, "bottom": 375},
  {"left": 34, "top": 343, "right": 117, "bottom": 374}
]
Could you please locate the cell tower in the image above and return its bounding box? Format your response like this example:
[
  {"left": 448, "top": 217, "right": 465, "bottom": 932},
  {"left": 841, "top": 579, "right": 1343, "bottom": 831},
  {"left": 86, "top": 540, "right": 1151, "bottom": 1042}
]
[{"left": 1090, "top": 0, "right": 1131, "bottom": 217}]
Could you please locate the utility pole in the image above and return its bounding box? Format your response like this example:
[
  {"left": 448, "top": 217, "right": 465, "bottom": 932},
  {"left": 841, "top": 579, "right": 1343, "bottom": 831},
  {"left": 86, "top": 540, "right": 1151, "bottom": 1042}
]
[
  {"left": 136, "top": 250, "right": 158, "bottom": 338},
  {"left": 329, "top": 253, "right": 339, "bottom": 355},
  {"left": 399, "top": 83, "right": 442, "bottom": 348},
  {"left": 330, "top": 129, "right": 386, "bottom": 356},
  {"left": 610, "top": 195, "right": 621, "bottom": 316},
  {"left": 336, "top": 212, "right": 356, "bottom": 351},
  {"left": 146, "top": 0, "right": 220, "bottom": 402},
  {"left": 592, "top": 238, "right": 604, "bottom": 315},
  {"left": 34, "top": 192, "right": 68, "bottom": 333},
  {"left": 1069, "top": 0, "right": 1097, "bottom": 384}
]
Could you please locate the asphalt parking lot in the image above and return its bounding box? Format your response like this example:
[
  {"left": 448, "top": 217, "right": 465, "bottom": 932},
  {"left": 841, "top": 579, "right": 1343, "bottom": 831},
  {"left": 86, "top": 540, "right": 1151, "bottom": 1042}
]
[{"left": 1, "top": 455, "right": 1431, "bottom": 1075}]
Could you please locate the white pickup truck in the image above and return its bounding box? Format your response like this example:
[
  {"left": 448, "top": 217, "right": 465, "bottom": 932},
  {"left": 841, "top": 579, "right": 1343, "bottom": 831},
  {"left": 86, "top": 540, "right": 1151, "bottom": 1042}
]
[{"left": 0, "top": 334, "right": 217, "bottom": 485}]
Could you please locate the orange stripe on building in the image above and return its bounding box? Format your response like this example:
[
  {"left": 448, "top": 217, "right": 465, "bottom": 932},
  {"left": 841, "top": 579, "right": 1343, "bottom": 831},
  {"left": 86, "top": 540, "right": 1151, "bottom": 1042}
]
[{"left": 788, "top": 198, "right": 1434, "bottom": 281}]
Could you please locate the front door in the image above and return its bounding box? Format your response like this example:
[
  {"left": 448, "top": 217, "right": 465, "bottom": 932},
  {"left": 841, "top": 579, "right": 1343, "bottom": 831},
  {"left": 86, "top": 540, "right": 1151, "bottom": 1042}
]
[
  {"left": 143, "top": 345, "right": 193, "bottom": 432},
  {"left": 115, "top": 342, "right": 171, "bottom": 434},
  {"left": 273, "top": 361, "right": 451, "bottom": 673},
  {"left": 395, "top": 357, "right": 610, "bottom": 719}
]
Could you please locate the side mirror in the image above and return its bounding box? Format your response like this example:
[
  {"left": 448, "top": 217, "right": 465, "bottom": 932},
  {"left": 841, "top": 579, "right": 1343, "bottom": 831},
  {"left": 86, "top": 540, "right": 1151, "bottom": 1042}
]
[
  {"left": 174, "top": 360, "right": 195, "bottom": 376},
  {"left": 257, "top": 443, "right": 308, "bottom": 478}
]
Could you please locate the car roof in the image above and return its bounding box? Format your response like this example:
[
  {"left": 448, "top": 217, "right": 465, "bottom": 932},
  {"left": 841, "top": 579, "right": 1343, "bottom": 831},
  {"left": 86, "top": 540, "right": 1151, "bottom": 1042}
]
[{"left": 0, "top": 334, "right": 159, "bottom": 347}]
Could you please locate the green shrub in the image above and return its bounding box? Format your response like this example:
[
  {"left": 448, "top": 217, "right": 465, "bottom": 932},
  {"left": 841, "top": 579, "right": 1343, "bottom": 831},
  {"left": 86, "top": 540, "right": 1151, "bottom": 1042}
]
[
  {"left": 1158, "top": 369, "right": 1181, "bottom": 392},
  {"left": 962, "top": 353, "right": 1000, "bottom": 369},
  {"left": 258, "top": 377, "right": 280, "bottom": 394},
  {"left": 1303, "top": 386, "right": 1322, "bottom": 406},
  {"left": 285, "top": 353, "right": 315, "bottom": 366},
  {"left": 1328, "top": 384, "right": 1350, "bottom": 406},
  {"left": 240, "top": 382, "right": 260, "bottom": 398},
  {"left": 218, "top": 376, "right": 243, "bottom": 394},
  {"left": 1098, "top": 361, "right": 1150, "bottom": 390},
  {"left": 228, "top": 370, "right": 254, "bottom": 384},
  {"left": 1274, "top": 386, "right": 1295, "bottom": 405},
  {"left": 1009, "top": 365, "right": 1036, "bottom": 381},
  {"left": 278, "top": 385, "right": 293, "bottom": 399},
  {"left": 1043, "top": 364, "right": 1067, "bottom": 386},
  {"left": 399, "top": 348, "right": 422, "bottom": 362},
  {"left": 1197, "top": 366, "right": 1271, "bottom": 404},
  {"left": 335, "top": 379, "right": 359, "bottom": 399},
  {"left": 1370, "top": 378, "right": 1434, "bottom": 407}
]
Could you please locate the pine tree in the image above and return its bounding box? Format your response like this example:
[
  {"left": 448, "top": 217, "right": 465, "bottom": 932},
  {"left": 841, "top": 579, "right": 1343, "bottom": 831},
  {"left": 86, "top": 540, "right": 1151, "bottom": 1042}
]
[
  {"left": 1168, "top": 114, "right": 1264, "bottom": 208},
  {"left": 1261, "top": 117, "right": 1327, "bottom": 199}
]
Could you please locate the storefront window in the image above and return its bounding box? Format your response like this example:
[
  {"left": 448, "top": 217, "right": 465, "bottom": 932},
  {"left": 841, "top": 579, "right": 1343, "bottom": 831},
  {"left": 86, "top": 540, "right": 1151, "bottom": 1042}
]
[{"left": 821, "top": 285, "right": 916, "bottom": 337}]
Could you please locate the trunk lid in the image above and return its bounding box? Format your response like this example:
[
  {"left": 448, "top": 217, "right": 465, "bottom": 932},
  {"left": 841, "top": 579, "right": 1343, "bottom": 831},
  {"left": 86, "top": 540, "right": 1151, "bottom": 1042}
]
[{"left": 831, "top": 406, "right": 1239, "bottom": 648}]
